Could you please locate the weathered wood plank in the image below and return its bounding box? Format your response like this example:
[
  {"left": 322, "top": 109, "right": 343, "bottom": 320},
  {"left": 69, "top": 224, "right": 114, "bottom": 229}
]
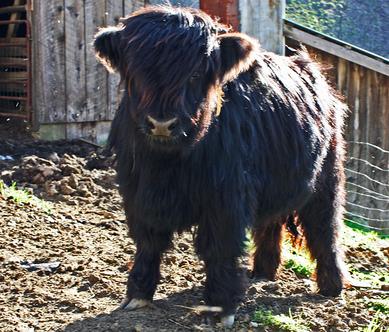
[
  {"left": 33, "top": 0, "right": 66, "bottom": 123},
  {"left": 365, "top": 70, "right": 385, "bottom": 226},
  {"left": 240, "top": 0, "right": 285, "bottom": 54},
  {"left": 345, "top": 64, "right": 361, "bottom": 209},
  {"left": 123, "top": 0, "right": 145, "bottom": 16},
  {"left": 337, "top": 58, "right": 348, "bottom": 96},
  {"left": 85, "top": 0, "right": 108, "bottom": 121},
  {"left": 358, "top": 67, "right": 370, "bottom": 207},
  {"left": 106, "top": 0, "right": 124, "bottom": 120},
  {"left": 379, "top": 75, "right": 389, "bottom": 151},
  {"left": 65, "top": 120, "right": 111, "bottom": 144},
  {"left": 284, "top": 24, "right": 389, "bottom": 76},
  {"left": 64, "top": 0, "right": 87, "bottom": 122},
  {"left": 148, "top": 0, "right": 198, "bottom": 8}
]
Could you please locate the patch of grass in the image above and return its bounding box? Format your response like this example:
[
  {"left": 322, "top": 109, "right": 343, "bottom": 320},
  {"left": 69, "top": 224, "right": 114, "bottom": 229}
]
[
  {"left": 282, "top": 239, "right": 315, "bottom": 278},
  {"left": 284, "top": 258, "right": 313, "bottom": 278},
  {"left": 343, "top": 224, "right": 388, "bottom": 288},
  {"left": 362, "top": 311, "right": 387, "bottom": 332},
  {"left": 367, "top": 299, "right": 389, "bottom": 314},
  {"left": 350, "top": 268, "right": 389, "bottom": 289},
  {"left": 345, "top": 218, "right": 388, "bottom": 239},
  {"left": 0, "top": 180, "right": 51, "bottom": 212},
  {"left": 245, "top": 231, "right": 255, "bottom": 253},
  {"left": 254, "top": 307, "right": 310, "bottom": 332},
  {"left": 342, "top": 224, "right": 383, "bottom": 249}
]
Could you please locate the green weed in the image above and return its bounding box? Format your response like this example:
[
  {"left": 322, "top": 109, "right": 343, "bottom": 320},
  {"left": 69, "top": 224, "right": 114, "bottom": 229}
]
[
  {"left": 284, "top": 258, "right": 313, "bottom": 278},
  {"left": 350, "top": 268, "right": 389, "bottom": 289},
  {"left": 367, "top": 299, "right": 389, "bottom": 314},
  {"left": 0, "top": 180, "right": 51, "bottom": 212},
  {"left": 254, "top": 307, "right": 310, "bottom": 332},
  {"left": 282, "top": 239, "right": 315, "bottom": 278},
  {"left": 362, "top": 311, "right": 387, "bottom": 332},
  {"left": 342, "top": 224, "right": 383, "bottom": 249},
  {"left": 245, "top": 231, "right": 255, "bottom": 253},
  {"left": 344, "top": 218, "right": 388, "bottom": 239}
]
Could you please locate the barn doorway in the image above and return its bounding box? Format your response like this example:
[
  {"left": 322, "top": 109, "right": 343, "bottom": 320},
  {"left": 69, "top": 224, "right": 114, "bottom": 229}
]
[
  {"left": 0, "top": 0, "right": 32, "bottom": 122},
  {"left": 200, "top": 0, "right": 239, "bottom": 31}
]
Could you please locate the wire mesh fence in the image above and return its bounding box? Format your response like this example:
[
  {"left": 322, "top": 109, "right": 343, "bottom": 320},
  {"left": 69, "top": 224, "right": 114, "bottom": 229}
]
[{"left": 345, "top": 141, "right": 389, "bottom": 235}]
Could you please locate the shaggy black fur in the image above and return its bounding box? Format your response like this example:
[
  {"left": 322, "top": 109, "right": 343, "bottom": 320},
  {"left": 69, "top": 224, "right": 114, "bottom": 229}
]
[{"left": 94, "top": 6, "right": 348, "bottom": 317}]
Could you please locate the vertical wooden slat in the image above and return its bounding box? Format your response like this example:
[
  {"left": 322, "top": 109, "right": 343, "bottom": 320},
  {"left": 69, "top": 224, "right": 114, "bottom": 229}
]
[
  {"left": 367, "top": 70, "right": 384, "bottom": 225},
  {"left": 359, "top": 67, "right": 369, "bottom": 201},
  {"left": 148, "top": 0, "right": 199, "bottom": 8},
  {"left": 106, "top": 0, "right": 124, "bottom": 120},
  {"left": 34, "top": 0, "right": 66, "bottom": 124},
  {"left": 337, "top": 58, "right": 347, "bottom": 96},
  {"left": 64, "top": 0, "right": 87, "bottom": 123},
  {"left": 240, "top": 0, "right": 285, "bottom": 55},
  {"left": 345, "top": 64, "right": 361, "bottom": 210},
  {"left": 379, "top": 74, "right": 389, "bottom": 229},
  {"left": 84, "top": 0, "right": 107, "bottom": 122},
  {"left": 123, "top": 0, "right": 145, "bottom": 15},
  {"left": 361, "top": 68, "right": 375, "bottom": 223},
  {"left": 380, "top": 75, "right": 389, "bottom": 151}
]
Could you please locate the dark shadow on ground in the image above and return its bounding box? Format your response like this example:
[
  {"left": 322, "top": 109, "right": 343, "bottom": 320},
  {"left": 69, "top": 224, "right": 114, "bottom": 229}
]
[{"left": 61, "top": 282, "right": 330, "bottom": 332}]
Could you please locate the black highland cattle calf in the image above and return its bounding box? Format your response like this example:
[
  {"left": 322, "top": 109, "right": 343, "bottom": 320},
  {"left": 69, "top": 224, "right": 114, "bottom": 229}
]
[{"left": 94, "top": 6, "right": 348, "bottom": 327}]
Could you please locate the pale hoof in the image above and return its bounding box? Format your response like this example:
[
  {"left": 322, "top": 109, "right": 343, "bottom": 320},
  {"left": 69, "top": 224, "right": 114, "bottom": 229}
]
[
  {"left": 221, "top": 314, "right": 235, "bottom": 328},
  {"left": 120, "top": 298, "right": 150, "bottom": 310}
]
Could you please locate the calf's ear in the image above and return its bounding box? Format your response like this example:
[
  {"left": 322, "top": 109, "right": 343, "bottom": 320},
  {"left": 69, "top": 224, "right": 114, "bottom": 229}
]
[
  {"left": 217, "top": 33, "right": 258, "bottom": 82},
  {"left": 94, "top": 27, "right": 122, "bottom": 73}
]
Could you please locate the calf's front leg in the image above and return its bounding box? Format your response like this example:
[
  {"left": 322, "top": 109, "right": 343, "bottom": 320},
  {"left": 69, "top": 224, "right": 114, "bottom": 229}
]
[
  {"left": 120, "top": 229, "right": 172, "bottom": 310},
  {"left": 196, "top": 219, "right": 246, "bottom": 327}
]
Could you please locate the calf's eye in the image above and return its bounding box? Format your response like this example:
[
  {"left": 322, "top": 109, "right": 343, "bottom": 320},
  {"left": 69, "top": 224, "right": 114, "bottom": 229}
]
[{"left": 190, "top": 72, "right": 201, "bottom": 83}]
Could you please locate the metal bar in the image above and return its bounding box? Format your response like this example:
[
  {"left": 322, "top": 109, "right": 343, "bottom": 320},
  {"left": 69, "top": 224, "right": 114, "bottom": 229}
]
[
  {"left": 0, "top": 96, "right": 28, "bottom": 101},
  {"left": 0, "top": 63, "right": 28, "bottom": 67},
  {"left": 0, "top": 43, "right": 27, "bottom": 46},
  {"left": 0, "top": 80, "right": 27, "bottom": 84},
  {"left": 0, "top": 17, "right": 32, "bottom": 122},
  {"left": 0, "top": 20, "right": 29, "bottom": 24},
  {"left": 0, "top": 112, "right": 28, "bottom": 119},
  {"left": 0, "top": 5, "right": 26, "bottom": 15},
  {"left": 0, "top": 37, "right": 27, "bottom": 44},
  {"left": 25, "top": 17, "right": 32, "bottom": 123}
]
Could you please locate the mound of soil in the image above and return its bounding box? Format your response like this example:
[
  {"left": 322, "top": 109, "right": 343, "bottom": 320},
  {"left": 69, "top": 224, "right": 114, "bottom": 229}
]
[{"left": 0, "top": 138, "right": 388, "bottom": 332}]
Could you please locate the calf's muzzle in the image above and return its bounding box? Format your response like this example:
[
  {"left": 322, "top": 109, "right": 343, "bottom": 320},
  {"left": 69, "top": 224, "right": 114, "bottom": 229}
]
[{"left": 147, "top": 116, "right": 178, "bottom": 137}]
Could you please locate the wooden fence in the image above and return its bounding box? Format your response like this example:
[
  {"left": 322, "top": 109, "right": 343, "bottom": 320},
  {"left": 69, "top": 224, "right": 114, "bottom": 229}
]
[
  {"left": 285, "top": 20, "right": 389, "bottom": 233},
  {"left": 31, "top": 1, "right": 144, "bottom": 141},
  {"left": 25, "top": 0, "right": 285, "bottom": 141}
]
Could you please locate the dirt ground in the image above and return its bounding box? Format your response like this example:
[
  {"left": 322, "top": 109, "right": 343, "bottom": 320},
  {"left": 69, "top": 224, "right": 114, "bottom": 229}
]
[{"left": 0, "top": 130, "right": 388, "bottom": 332}]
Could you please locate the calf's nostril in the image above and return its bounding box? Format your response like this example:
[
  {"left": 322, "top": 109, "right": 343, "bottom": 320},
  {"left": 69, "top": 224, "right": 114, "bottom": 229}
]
[
  {"left": 146, "top": 116, "right": 156, "bottom": 130},
  {"left": 168, "top": 119, "right": 178, "bottom": 131}
]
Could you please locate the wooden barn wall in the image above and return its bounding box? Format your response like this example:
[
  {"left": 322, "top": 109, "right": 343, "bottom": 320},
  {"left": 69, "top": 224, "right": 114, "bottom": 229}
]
[
  {"left": 239, "top": 0, "right": 285, "bottom": 55},
  {"left": 32, "top": 0, "right": 145, "bottom": 141},
  {"left": 288, "top": 41, "right": 389, "bottom": 232}
]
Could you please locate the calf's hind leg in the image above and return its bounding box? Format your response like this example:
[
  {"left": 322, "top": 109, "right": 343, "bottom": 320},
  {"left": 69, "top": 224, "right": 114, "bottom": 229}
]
[
  {"left": 251, "top": 219, "right": 283, "bottom": 280},
  {"left": 298, "top": 149, "right": 346, "bottom": 296}
]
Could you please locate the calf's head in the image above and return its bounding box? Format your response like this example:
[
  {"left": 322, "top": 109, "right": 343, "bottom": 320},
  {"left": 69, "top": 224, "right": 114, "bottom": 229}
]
[{"left": 94, "top": 6, "right": 258, "bottom": 150}]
